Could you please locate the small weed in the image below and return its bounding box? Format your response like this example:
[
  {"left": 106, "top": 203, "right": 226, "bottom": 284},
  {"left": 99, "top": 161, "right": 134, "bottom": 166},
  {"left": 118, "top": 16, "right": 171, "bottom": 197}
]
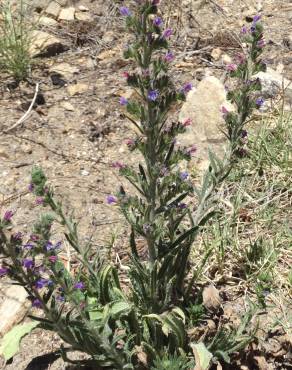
[
  {"left": 207, "top": 303, "right": 258, "bottom": 364},
  {"left": 0, "top": 0, "right": 33, "bottom": 81},
  {"left": 151, "top": 353, "right": 194, "bottom": 370}
]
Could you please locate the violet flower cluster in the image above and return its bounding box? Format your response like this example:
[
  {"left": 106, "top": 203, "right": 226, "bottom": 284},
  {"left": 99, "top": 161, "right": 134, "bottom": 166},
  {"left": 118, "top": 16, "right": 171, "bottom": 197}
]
[{"left": 222, "top": 15, "right": 266, "bottom": 155}]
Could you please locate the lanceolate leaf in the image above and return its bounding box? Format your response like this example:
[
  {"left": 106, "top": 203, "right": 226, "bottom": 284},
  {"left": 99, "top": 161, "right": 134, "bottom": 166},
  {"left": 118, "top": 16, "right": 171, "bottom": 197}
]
[
  {"left": 191, "top": 342, "right": 213, "bottom": 370},
  {"left": 0, "top": 321, "right": 39, "bottom": 361}
]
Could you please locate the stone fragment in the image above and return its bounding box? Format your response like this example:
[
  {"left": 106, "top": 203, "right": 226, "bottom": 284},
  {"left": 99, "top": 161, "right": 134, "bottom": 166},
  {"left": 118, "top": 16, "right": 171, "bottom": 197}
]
[
  {"left": 30, "top": 30, "right": 67, "bottom": 57},
  {"left": 253, "top": 67, "right": 292, "bottom": 105},
  {"left": 67, "top": 83, "right": 89, "bottom": 96},
  {"left": 202, "top": 285, "right": 221, "bottom": 311},
  {"left": 222, "top": 53, "right": 232, "bottom": 65},
  {"left": 0, "top": 285, "right": 30, "bottom": 337},
  {"left": 60, "top": 101, "right": 75, "bottom": 111},
  {"left": 178, "top": 76, "right": 231, "bottom": 171},
  {"left": 75, "top": 11, "right": 93, "bottom": 22},
  {"left": 58, "top": 7, "right": 75, "bottom": 21},
  {"left": 50, "top": 63, "right": 79, "bottom": 80},
  {"left": 38, "top": 16, "right": 58, "bottom": 27},
  {"left": 45, "top": 1, "right": 61, "bottom": 18},
  {"left": 211, "top": 47, "right": 222, "bottom": 61},
  {"left": 78, "top": 5, "right": 89, "bottom": 11}
]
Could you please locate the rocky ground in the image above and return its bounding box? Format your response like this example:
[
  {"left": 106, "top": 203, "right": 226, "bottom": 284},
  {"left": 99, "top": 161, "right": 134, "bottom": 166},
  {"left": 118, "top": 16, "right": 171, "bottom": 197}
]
[{"left": 0, "top": 0, "right": 291, "bottom": 369}]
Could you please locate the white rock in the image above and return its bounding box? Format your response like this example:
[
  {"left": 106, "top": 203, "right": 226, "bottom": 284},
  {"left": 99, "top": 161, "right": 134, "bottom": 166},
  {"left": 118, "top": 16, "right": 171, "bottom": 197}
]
[
  {"left": 45, "top": 1, "right": 61, "bottom": 18},
  {"left": 179, "top": 76, "right": 232, "bottom": 171},
  {"left": 58, "top": 7, "right": 75, "bottom": 21},
  {"left": 67, "top": 83, "right": 89, "bottom": 96},
  {"left": 50, "top": 62, "right": 80, "bottom": 80},
  {"left": 75, "top": 11, "right": 93, "bottom": 22},
  {"left": 0, "top": 285, "right": 30, "bottom": 337},
  {"left": 222, "top": 54, "right": 232, "bottom": 65},
  {"left": 39, "top": 16, "right": 58, "bottom": 27},
  {"left": 211, "top": 48, "right": 222, "bottom": 61},
  {"left": 78, "top": 5, "right": 89, "bottom": 11},
  {"left": 60, "top": 101, "right": 75, "bottom": 111},
  {"left": 30, "top": 30, "right": 66, "bottom": 57},
  {"left": 253, "top": 67, "right": 292, "bottom": 104}
]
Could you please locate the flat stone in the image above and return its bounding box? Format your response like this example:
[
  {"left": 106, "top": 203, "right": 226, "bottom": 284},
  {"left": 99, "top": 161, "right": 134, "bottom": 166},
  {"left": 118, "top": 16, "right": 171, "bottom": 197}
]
[
  {"left": 67, "top": 83, "right": 89, "bottom": 96},
  {"left": 50, "top": 62, "right": 79, "bottom": 80},
  {"left": 75, "top": 11, "right": 93, "bottom": 22},
  {"left": 60, "top": 101, "right": 75, "bottom": 111},
  {"left": 39, "top": 16, "right": 58, "bottom": 27},
  {"left": 0, "top": 285, "right": 30, "bottom": 337},
  {"left": 58, "top": 7, "right": 75, "bottom": 21},
  {"left": 30, "top": 30, "right": 67, "bottom": 57},
  {"left": 78, "top": 5, "right": 89, "bottom": 11},
  {"left": 45, "top": 1, "right": 61, "bottom": 18},
  {"left": 179, "top": 76, "right": 231, "bottom": 171}
]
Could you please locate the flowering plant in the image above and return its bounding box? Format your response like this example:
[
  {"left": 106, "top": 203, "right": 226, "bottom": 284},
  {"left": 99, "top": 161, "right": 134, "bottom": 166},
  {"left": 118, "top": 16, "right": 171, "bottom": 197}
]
[
  {"left": 223, "top": 15, "right": 266, "bottom": 155},
  {"left": 0, "top": 3, "right": 264, "bottom": 368}
]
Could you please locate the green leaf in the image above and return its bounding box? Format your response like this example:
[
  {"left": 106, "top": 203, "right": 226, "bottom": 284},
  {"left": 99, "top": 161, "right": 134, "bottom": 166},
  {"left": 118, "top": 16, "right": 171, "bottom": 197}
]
[
  {"left": 0, "top": 321, "right": 39, "bottom": 361},
  {"left": 191, "top": 342, "right": 213, "bottom": 370}
]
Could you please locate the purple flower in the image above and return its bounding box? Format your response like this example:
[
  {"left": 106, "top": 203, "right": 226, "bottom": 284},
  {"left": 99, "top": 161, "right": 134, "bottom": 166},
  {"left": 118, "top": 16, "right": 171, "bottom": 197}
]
[
  {"left": 226, "top": 63, "right": 237, "bottom": 72},
  {"left": 30, "top": 234, "right": 39, "bottom": 241},
  {"left": 23, "top": 258, "right": 34, "bottom": 269},
  {"left": 180, "top": 171, "right": 189, "bottom": 180},
  {"left": 253, "top": 15, "right": 261, "bottom": 23},
  {"left": 241, "top": 130, "right": 248, "bottom": 138},
  {"left": 153, "top": 17, "right": 163, "bottom": 27},
  {"left": 185, "top": 145, "right": 197, "bottom": 156},
  {"left": 74, "top": 282, "right": 85, "bottom": 290},
  {"left": 32, "top": 298, "right": 42, "bottom": 308},
  {"left": 119, "top": 97, "right": 129, "bottom": 106},
  {"left": 182, "top": 83, "right": 192, "bottom": 94},
  {"left": 48, "top": 255, "right": 58, "bottom": 263},
  {"left": 235, "top": 53, "right": 246, "bottom": 64},
  {"left": 125, "top": 138, "right": 135, "bottom": 148},
  {"left": 221, "top": 106, "right": 229, "bottom": 115},
  {"left": 35, "top": 197, "right": 44, "bottom": 205},
  {"left": 44, "top": 241, "right": 61, "bottom": 252},
  {"left": 241, "top": 25, "right": 247, "bottom": 34},
  {"left": 28, "top": 183, "right": 34, "bottom": 192},
  {"left": 23, "top": 243, "right": 34, "bottom": 250},
  {"left": 183, "top": 118, "right": 192, "bottom": 127},
  {"left": 163, "top": 28, "right": 173, "bottom": 38},
  {"left": 164, "top": 51, "right": 174, "bottom": 62},
  {"left": 3, "top": 210, "right": 13, "bottom": 222},
  {"left": 0, "top": 267, "right": 9, "bottom": 277},
  {"left": 112, "top": 161, "right": 126, "bottom": 169},
  {"left": 257, "top": 39, "right": 265, "bottom": 48},
  {"left": 256, "top": 97, "right": 264, "bottom": 107},
  {"left": 120, "top": 6, "right": 131, "bottom": 16},
  {"left": 56, "top": 295, "right": 65, "bottom": 302},
  {"left": 107, "top": 195, "right": 117, "bottom": 205},
  {"left": 35, "top": 278, "right": 52, "bottom": 289},
  {"left": 250, "top": 24, "right": 256, "bottom": 33},
  {"left": 178, "top": 203, "right": 187, "bottom": 209},
  {"left": 148, "top": 90, "right": 159, "bottom": 101},
  {"left": 12, "top": 232, "right": 23, "bottom": 241}
]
